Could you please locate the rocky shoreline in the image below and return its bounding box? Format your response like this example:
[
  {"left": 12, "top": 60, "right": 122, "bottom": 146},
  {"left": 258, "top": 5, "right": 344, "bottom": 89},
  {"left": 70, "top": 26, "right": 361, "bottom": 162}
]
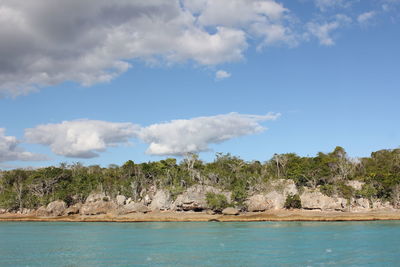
[
  {"left": 2, "top": 210, "right": 400, "bottom": 222},
  {"left": 1, "top": 179, "right": 399, "bottom": 222}
]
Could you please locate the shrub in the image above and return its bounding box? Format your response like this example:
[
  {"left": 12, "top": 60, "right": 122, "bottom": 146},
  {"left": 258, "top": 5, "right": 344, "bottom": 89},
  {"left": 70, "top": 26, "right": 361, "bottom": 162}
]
[
  {"left": 356, "top": 184, "right": 377, "bottom": 200},
  {"left": 206, "top": 192, "right": 229, "bottom": 212},
  {"left": 337, "top": 183, "right": 354, "bottom": 200},
  {"left": 231, "top": 184, "right": 247, "bottom": 205},
  {"left": 320, "top": 184, "right": 335, "bottom": 197},
  {"left": 284, "top": 194, "right": 302, "bottom": 209}
]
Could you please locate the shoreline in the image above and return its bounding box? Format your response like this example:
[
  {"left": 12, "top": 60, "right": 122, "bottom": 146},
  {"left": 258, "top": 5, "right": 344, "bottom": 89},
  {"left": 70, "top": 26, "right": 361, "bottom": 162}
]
[{"left": 2, "top": 210, "right": 400, "bottom": 223}]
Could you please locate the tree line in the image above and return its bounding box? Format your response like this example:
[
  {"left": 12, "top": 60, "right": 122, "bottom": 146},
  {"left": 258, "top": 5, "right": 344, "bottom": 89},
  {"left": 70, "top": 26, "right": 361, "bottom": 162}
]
[{"left": 1, "top": 146, "right": 399, "bottom": 210}]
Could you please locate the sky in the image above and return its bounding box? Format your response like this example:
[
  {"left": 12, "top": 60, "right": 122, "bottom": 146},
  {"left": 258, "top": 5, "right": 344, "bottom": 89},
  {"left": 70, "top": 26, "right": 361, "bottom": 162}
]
[{"left": 0, "top": 0, "right": 399, "bottom": 169}]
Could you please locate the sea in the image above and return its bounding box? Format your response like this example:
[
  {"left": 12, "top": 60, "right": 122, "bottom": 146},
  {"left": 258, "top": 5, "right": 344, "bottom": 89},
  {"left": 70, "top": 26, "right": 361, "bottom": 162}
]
[{"left": 1, "top": 221, "right": 399, "bottom": 266}]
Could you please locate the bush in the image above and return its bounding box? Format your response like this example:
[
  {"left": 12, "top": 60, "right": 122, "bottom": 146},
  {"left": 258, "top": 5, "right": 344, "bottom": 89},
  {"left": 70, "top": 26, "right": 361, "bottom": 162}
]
[
  {"left": 206, "top": 192, "right": 229, "bottom": 212},
  {"left": 356, "top": 184, "right": 377, "bottom": 200},
  {"left": 320, "top": 184, "right": 335, "bottom": 197},
  {"left": 231, "top": 184, "right": 247, "bottom": 205},
  {"left": 284, "top": 194, "right": 302, "bottom": 209}
]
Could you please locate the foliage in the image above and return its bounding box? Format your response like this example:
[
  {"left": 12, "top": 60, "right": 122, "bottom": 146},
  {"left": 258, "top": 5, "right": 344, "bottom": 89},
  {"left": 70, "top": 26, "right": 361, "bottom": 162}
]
[
  {"left": 0, "top": 147, "right": 399, "bottom": 211},
  {"left": 205, "top": 192, "right": 229, "bottom": 212},
  {"left": 284, "top": 194, "right": 302, "bottom": 209}
]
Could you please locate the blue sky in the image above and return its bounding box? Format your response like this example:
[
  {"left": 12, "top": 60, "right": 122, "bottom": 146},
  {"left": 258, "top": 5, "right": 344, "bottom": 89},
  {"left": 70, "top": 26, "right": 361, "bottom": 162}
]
[{"left": 0, "top": 0, "right": 399, "bottom": 169}]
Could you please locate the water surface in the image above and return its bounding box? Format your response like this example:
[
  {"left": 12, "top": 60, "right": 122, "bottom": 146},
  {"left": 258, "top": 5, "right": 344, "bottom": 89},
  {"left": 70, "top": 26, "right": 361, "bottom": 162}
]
[{"left": 1, "top": 221, "right": 399, "bottom": 266}]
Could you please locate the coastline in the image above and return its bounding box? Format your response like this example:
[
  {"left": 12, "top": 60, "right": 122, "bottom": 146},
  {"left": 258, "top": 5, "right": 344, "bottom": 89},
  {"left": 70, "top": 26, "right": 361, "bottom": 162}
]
[{"left": 2, "top": 210, "right": 400, "bottom": 223}]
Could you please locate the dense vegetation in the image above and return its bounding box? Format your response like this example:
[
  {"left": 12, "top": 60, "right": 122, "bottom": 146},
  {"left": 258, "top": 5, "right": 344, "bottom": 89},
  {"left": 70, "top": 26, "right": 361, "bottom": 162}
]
[{"left": 1, "top": 147, "right": 399, "bottom": 211}]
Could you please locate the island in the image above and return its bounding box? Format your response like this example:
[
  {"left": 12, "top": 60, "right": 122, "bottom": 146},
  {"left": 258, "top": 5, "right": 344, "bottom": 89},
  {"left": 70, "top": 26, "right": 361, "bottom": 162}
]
[{"left": 1, "top": 147, "right": 400, "bottom": 222}]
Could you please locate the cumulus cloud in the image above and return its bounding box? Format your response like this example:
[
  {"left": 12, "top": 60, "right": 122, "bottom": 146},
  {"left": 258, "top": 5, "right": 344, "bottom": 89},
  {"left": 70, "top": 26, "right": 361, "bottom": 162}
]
[
  {"left": 25, "top": 120, "right": 139, "bottom": 158},
  {"left": 0, "top": 0, "right": 299, "bottom": 97},
  {"left": 307, "top": 14, "right": 351, "bottom": 46},
  {"left": 136, "top": 112, "right": 280, "bottom": 156},
  {"left": 0, "top": 128, "right": 47, "bottom": 162},
  {"left": 23, "top": 113, "right": 280, "bottom": 158},
  {"left": 215, "top": 70, "right": 231, "bottom": 80},
  {"left": 358, "top": 11, "right": 376, "bottom": 24}
]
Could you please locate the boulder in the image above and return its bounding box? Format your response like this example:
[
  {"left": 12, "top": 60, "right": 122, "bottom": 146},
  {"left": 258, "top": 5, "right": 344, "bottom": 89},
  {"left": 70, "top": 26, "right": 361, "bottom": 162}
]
[
  {"left": 245, "top": 194, "right": 273, "bottom": 212},
  {"left": 36, "top": 206, "right": 48, "bottom": 216},
  {"left": 172, "top": 185, "right": 231, "bottom": 211},
  {"left": 0, "top": 208, "right": 6, "bottom": 214},
  {"left": 80, "top": 201, "right": 117, "bottom": 215},
  {"left": 116, "top": 195, "right": 126, "bottom": 206},
  {"left": 150, "top": 190, "right": 172, "bottom": 211},
  {"left": 222, "top": 207, "right": 240, "bottom": 215},
  {"left": 46, "top": 200, "right": 67, "bottom": 216},
  {"left": 265, "top": 179, "right": 299, "bottom": 209},
  {"left": 63, "top": 203, "right": 82, "bottom": 215},
  {"left": 121, "top": 202, "right": 150, "bottom": 214},
  {"left": 300, "top": 189, "right": 347, "bottom": 211}
]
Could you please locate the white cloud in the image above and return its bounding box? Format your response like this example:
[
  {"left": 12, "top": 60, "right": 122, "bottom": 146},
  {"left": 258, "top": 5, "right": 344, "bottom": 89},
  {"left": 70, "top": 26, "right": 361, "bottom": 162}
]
[
  {"left": 23, "top": 113, "right": 281, "bottom": 158},
  {"left": 313, "top": 0, "right": 354, "bottom": 11},
  {"left": 307, "top": 14, "right": 351, "bottom": 46},
  {"left": 25, "top": 120, "right": 139, "bottom": 158},
  {"left": 0, "top": 0, "right": 298, "bottom": 97},
  {"left": 215, "top": 70, "right": 231, "bottom": 80},
  {"left": 357, "top": 11, "right": 376, "bottom": 24},
  {"left": 0, "top": 128, "right": 46, "bottom": 162},
  {"left": 136, "top": 112, "right": 280, "bottom": 156}
]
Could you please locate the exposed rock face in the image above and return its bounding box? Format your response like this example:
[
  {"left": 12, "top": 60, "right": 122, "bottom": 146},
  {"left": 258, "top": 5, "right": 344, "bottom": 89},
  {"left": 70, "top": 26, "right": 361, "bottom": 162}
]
[
  {"left": 116, "top": 195, "right": 126, "bottom": 206},
  {"left": 265, "top": 179, "right": 299, "bottom": 209},
  {"left": 63, "top": 203, "right": 82, "bottom": 215},
  {"left": 0, "top": 209, "right": 6, "bottom": 214},
  {"left": 245, "top": 194, "right": 273, "bottom": 212},
  {"left": 150, "top": 190, "right": 172, "bottom": 211},
  {"left": 46, "top": 200, "right": 67, "bottom": 216},
  {"left": 300, "top": 189, "right": 347, "bottom": 211},
  {"left": 85, "top": 193, "right": 107, "bottom": 203},
  {"left": 80, "top": 193, "right": 116, "bottom": 215},
  {"left": 346, "top": 180, "right": 365, "bottom": 191},
  {"left": 172, "top": 185, "right": 231, "bottom": 211},
  {"left": 222, "top": 207, "right": 239, "bottom": 215},
  {"left": 121, "top": 202, "right": 150, "bottom": 214},
  {"left": 372, "top": 199, "right": 394, "bottom": 211},
  {"left": 350, "top": 198, "right": 370, "bottom": 212}
]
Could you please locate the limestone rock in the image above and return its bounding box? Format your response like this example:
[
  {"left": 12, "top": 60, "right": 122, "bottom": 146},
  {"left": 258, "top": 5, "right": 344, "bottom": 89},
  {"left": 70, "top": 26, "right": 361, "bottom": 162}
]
[
  {"left": 36, "top": 206, "right": 48, "bottom": 216},
  {"left": 63, "top": 203, "right": 82, "bottom": 215},
  {"left": 122, "top": 202, "right": 150, "bottom": 214},
  {"left": 265, "top": 179, "right": 299, "bottom": 209},
  {"left": 116, "top": 195, "right": 126, "bottom": 206},
  {"left": 350, "top": 198, "right": 370, "bottom": 211},
  {"left": 372, "top": 199, "right": 395, "bottom": 211},
  {"left": 245, "top": 194, "right": 273, "bottom": 212},
  {"left": 300, "top": 189, "right": 347, "bottom": 211},
  {"left": 85, "top": 193, "right": 108, "bottom": 203},
  {"left": 46, "top": 200, "right": 67, "bottom": 216},
  {"left": 222, "top": 207, "right": 239, "bottom": 215},
  {"left": 80, "top": 201, "right": 117, "bottom": 215},
  {"left": 172, "top": 185, "right": 231, "bottom": 211},
  {"left": 150, "top": 190, "right": 172, "bottom": 211}
]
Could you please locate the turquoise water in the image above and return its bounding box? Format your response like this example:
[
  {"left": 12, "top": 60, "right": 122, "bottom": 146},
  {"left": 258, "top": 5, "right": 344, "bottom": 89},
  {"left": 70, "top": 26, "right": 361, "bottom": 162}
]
[{"left": 1, "top": 221, "right": 399, "bottom": 266}]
